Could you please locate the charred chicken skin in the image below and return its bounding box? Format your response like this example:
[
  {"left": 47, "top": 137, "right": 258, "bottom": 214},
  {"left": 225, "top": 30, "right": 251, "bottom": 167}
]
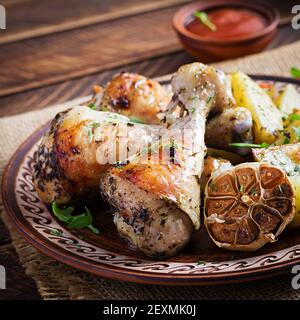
[{"left": 100, "top": 72, "right": 171, "bottom": 124}]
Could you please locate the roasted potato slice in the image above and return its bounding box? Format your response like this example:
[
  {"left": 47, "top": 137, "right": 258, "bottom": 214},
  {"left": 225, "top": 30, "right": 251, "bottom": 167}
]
[
  {"left": 275, "top": 84, "right": 300, "bottom": 115},
  {"left": 204, "top": 163, "right": 295, "bottom": 251},
  {"left": 231, "top": 71, "right": 283, "bottom": 144},
  {"left": 276, "top": 110, "right": 300, "bottom": 145},
  {"left": 253, "top": 143, "right": 300, "bottom": 226}
]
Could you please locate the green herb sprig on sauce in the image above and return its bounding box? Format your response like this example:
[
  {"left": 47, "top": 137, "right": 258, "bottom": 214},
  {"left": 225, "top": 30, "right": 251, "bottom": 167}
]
[{"left": 193, "top": 11, "right": 217, "bottom": 31}]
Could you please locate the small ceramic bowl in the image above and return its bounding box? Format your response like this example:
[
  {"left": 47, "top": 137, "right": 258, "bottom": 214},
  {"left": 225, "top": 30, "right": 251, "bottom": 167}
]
[{"left": 172, "top": 0, "right": 279, "bottom": 62}]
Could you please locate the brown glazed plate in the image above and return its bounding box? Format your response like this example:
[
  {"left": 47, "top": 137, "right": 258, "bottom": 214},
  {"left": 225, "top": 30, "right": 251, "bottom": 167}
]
[{"left": 2, "top": 75, "right": 300, "bottom": 286}]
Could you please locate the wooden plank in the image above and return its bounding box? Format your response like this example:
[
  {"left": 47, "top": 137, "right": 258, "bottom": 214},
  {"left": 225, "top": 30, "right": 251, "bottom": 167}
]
[
  {"left": 0, "top": 5, "right": 184, "bottom": 97},
  {"left": 1, "top": 0, "right": 190, "bottom": 45},
  {"left": 0, "top": 51, "right": 193, "bottom": 117}
]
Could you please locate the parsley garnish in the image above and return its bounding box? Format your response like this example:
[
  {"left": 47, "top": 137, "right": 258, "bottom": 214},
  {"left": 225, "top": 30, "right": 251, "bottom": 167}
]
[
  {"left": 88, "top": 103, "right": 97, "bottom": 110},
  {"left": 290, "top": 114, "right": 300, "bottom": 122},
  {"left": 206, "top": 94, "right": 214, "bottom": 105},
  {"left": 194, "top": 11, "right": 217, "bottom": 31},
  {"left": 239, "top": 184, "right": 244, "bottom": 192},
  {"left": 52, "top": 202, "right": 100, "bottom": 234},
  {"left": 290, "top": 67, "right": 300, "bottom": 79}
]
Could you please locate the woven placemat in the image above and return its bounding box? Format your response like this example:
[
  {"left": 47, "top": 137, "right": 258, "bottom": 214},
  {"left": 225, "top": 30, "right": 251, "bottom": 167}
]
[{"left": 1, "top": 41, "right": 300, "bottom": 300}]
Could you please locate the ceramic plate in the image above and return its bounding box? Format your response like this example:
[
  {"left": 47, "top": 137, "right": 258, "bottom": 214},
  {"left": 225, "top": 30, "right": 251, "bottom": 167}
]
[{"left": 3, "top": 75, "right": 300, "bottom": 286}]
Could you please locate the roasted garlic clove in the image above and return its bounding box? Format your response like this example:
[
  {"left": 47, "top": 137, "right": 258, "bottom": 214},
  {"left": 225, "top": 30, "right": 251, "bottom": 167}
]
[{"left": 204, "top": 163, "right": 295, "bottom": 251}]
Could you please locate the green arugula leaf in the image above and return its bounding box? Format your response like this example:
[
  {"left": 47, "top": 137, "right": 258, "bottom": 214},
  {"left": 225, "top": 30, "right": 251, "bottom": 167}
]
[
  {"left": 194, "top": 11, "right": 217, "bottom": 31},
  {"left": 290, "top": 67, "right": 300, "bottom": 79},
  {"left": 52, "top": 202, "right": 74, "bottom": 223},
  {"left": 229, "top": 142, "right": 270, "bottom": 148},
  {"left": 52, "top": 203, "right": 100, "bottom": 235}
]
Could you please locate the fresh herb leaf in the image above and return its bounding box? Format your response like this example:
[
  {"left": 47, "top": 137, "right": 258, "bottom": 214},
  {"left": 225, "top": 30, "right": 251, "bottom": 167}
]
[
  {"left": 100, "top": 106, "right": 109, "bottom": 112},
  {"left": 52, "top": 202, "right": 74, "bottom": 223},
  {"left": 249, "top": 188, "right": 257, "bottom": 196},
  {"left": 239, "top": 184, "right": 244, "bottom": 192},
  {"left": 194, "top": 11, "right": 217, "bottom": 31},
  {"left": 88, "top": 127, "right": 93, "bottom": 143},
  {"left": 290, "top": 114, "right": 300, "bottom": 122},
  {"left": 229, "top": 142, "right": 270, "bottom": 148},
  {"left": 67, "top": 211, "right": 92, "bottom": 229},
  {"left": 52, "top": 203, "right": 100, "bottom": 235},
  {"left": 191, "top": 107, "right": 196, "bottom": 113},
  {"left": 206, "top": 94, "right": 214, "bottom": 104},
  {"left": 290, "top": 67, "right": 300, "bottom": 79},
  {"left": 129, "top": 117, "right": 145, "bottom": 124},
  {"left": 87, "top": 224, "right": 100, "bottom": 235},
  {"left": 88, "top": 102, "right": 97, "bottom": 110},
  {"left": 197, "top": 260, "right": 207, "bottom": 266},
  {"left": 283, "top": 136, "right": 290, "bottom": 145}
]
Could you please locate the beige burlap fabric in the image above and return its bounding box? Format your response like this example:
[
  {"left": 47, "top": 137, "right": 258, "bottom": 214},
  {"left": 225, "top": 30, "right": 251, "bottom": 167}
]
[{"left": 1, "top": 41, "right": 300, "bottom": 300}]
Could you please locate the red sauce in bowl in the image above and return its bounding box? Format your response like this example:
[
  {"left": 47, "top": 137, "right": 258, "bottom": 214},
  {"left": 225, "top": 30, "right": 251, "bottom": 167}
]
[{"left": 186, "top": 7, "right": 267, "bottom": 40}]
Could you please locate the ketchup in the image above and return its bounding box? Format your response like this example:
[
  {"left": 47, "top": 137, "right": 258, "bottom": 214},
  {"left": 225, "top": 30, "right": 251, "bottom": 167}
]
[{"left": 187, "top": 7, "right": 267, "bottom": 39}]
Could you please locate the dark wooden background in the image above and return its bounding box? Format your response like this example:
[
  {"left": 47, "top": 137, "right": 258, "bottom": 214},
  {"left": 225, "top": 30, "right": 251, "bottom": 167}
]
[{"left": 0, "top": 0, "right": 299, "bottom": 299}]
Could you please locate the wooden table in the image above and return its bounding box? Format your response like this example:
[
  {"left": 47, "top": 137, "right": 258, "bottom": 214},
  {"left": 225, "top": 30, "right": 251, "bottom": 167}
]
[{"left": 0, "top": 0, "right": 299, "bottom": 300}]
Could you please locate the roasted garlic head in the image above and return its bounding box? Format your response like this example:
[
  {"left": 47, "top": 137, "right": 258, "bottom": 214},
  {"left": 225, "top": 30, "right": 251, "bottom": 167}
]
[{"left": 204, "top": 163, "right": 295, "bottom": 251}]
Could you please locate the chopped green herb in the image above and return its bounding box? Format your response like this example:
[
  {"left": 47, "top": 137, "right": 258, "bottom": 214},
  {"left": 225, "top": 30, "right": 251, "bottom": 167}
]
[
  {"left": 290, "top": 114, "right": 300, "bottom": 122},
  {"left": 191, "top": 107, "right": 196, "bottom": 113},
  {"left": 290, "top": 66, "right": 300, "bottom": 79},
  {"left": 197, "top": 260, "right": 207, "bottom": 266},
  {"left": 129, "top": 117, "right": 145, "bottom": 124},
  {"left": 88, "top": 102, "right": 97, "bottom": 110},
  {"left": 194, "top": 11, "right": 217, "bottom": 31},
  {"left": 100, "top": 106, "right": 109, "bottom": 111},
  {"left": 229, "top": 142, "right": 270, "bottom": 148},
  {"left": 206, "top": 94, "right": 214, "bottom": 104},
  {"left": 88, "top": 127, "right": 93, "bottom": 143},
  {"left": 249, "top": 188, "right": 257, "bottom": 196},
  {"left": 239, "top": 184, "right": 244, "bottom": 192}
]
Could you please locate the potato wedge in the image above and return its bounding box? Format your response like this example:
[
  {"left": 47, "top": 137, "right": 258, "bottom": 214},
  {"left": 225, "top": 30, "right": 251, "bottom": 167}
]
[
  {"left": 276, "top": 110, "right": 300, "bottom": 145},
  {"left": 231, "top": 71, "right": 283, "bottom": 144},
  {"left": 276, "top": 84, "right": 300, "bottom": 115},
  {"left": 253, "top": 143, "right": 300, "bottom": 226}
]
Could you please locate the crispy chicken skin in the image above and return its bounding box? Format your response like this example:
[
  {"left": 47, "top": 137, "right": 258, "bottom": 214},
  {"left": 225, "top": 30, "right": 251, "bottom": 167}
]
[
  {"left": 101, "top": 72, "right": 171, "bottom": 124},
  {"left": 100, "top": 63, "right": 234, "bottom": 257},
  {"left": 32, "top": 106, "right": 161, "bottom": 204}
]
